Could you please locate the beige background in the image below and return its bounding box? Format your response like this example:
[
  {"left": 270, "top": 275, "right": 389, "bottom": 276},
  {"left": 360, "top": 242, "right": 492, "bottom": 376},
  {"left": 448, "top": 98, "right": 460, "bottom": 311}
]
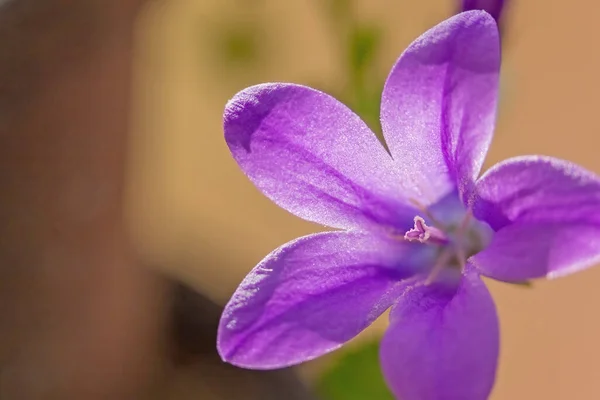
[{"left": 129, "top": 1, "right": 600, "bottom": 398}]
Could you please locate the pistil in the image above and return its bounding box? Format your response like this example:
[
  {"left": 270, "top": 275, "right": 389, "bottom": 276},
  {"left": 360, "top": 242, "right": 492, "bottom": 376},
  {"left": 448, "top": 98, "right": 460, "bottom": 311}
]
[{"left": 404, "top": 216, "right": 448, "bottom": 245}]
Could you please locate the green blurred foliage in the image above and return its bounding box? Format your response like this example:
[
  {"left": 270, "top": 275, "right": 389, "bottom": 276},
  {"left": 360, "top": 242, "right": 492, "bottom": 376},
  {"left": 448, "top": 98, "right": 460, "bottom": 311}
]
[
  {"left": 221, "top": 27, "right": 261, "bottom": 65},
  {"left": 349, "top": 25, "right": 380, "bottom": 74},
  {"left": 321, "top": 0, "right": 385, "bottom": 138},
  {"left": 327, "top": 0, "right": 353, "bottom": 19},
  {"left": 346, "top": 25, "right": 384, "bottom": 137},
  {"left": 510, "top": 280, "right": 533, "bottom": 288},
  {"left": 316, "top": 340, "right": 394, "bottom": 400},
  {"left": 213, "top": 22, "right": 264, "bottom": 68}
]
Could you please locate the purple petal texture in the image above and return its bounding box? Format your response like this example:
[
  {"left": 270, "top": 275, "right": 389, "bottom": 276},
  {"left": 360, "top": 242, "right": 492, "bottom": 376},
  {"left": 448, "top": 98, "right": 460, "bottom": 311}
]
[
  {"left": 224, "top": 83, "right": 418, "bottom": 231},
  {"left": 471, "top": 222, "right": 600, "bottom": 281},
  {"left": 471, "top": 156, "right": 600, "bottom": 280},
  {"left": 380, "top": 269, "right": 499, "bottom": 400},
  {"left": 381, "top": 11, "right": 500, "bottom": 204},
  {"left": 217, "top": 231, "right": 434, "bottom": 369},
  {"left": 462, "top": 0, "right": 507, "bottom": 24}
]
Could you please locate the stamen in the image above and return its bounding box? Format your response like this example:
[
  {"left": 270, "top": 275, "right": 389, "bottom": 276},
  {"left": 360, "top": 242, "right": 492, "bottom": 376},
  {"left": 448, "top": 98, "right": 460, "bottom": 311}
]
[
  {"left": 425, "top": 248, "right": 453, "bottom": 285},
  {"left": 404, "top": 216, "right": 448, "bottom": 245},
  {"left": 453, "top": 210, "right": 474, "bottom": 270},
  {"left": 409, "top": 198, "right": 443, "bottom": 227},
  {"left": 457, "top": 209, "right": 473, "bottom": 234}
]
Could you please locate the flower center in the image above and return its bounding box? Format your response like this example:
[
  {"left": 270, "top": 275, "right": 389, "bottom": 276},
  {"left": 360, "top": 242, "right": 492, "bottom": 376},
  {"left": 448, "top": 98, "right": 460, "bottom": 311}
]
[{"left": 403, "top": 212, "right": 489, "bottom": 284}]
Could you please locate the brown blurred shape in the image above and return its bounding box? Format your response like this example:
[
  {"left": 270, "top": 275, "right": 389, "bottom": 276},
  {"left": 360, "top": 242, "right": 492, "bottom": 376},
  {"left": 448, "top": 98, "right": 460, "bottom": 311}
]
[{"left": 0, "top": 0, "right": 314, "bottom": 399}]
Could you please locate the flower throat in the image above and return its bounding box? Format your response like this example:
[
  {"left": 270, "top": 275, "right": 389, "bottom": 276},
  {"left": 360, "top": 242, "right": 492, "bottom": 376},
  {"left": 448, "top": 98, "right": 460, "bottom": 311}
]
[{"left": 403, "top": 210, "right": 489, "bottom": 284}]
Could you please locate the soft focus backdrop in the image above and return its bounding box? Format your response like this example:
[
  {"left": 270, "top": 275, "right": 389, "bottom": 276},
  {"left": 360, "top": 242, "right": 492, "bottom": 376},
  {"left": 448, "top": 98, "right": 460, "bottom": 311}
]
[{"left": 128, "top": 0, "right": 600, "bottom": 398}]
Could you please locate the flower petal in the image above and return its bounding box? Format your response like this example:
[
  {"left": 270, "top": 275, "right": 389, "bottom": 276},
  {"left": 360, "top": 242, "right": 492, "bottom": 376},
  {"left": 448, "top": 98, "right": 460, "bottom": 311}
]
[
  {"left": 380, "top": 11, "right": 500, "bottom": 204},
  {"left": 472, "top": 156, "right": 600, "bottom": 229},
  {"left": 380, "top": 269, "right": 499, "bottom": 400},
  {"left": 217, "top": 231, "right": 433, "bottom": 369},
  {"left": 462, "top": 1, "right": 507, "bottom": 24},
  {"left": 472, "top": 222, "right": 600, "bottom": 281},
  {"left": 224, "top": 83, "right": 416, "bottom": 231},
  {"left": 471, "top": 155, "right": 600, "bottom": 280}
]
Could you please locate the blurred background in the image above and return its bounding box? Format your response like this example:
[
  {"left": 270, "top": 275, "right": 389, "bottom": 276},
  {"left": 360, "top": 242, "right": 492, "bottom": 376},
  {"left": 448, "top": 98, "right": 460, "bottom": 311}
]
[{"left": 2, "top": 0, "right": 600, "bottom": 399}]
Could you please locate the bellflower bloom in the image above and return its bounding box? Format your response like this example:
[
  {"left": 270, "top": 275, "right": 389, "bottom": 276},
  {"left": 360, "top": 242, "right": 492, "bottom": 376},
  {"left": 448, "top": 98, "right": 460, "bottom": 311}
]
[
  {"left": 462, "top": 0, "right": 507, "bottom": 24},
  {"left": 218, "top": 11, "right": 600, "bottom": 400}
]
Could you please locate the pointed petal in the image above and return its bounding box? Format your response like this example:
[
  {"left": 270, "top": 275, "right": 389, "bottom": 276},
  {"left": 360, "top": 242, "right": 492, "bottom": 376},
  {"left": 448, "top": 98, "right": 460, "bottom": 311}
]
[
  {"left": 218, "top": 231, "right": 433, "bottom": 369},
  {"left": 380, "top": 270, "right": 499, "bottom": 400},
  {"left": 225, "top": 83, "right": 416, "bottom": 231},
  {"left": 381, "top": 11, "right": 500, "bottom": 204},
  {"left": 471, "top": 156, "right": 600, "bottom": 280}
]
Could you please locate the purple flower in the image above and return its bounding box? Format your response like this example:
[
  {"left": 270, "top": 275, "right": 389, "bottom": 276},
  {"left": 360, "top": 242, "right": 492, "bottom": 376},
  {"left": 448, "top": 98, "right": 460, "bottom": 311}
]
[
  {"left": 217, "top": 11, "right": 600, "bottom": 400},
  {"left": 462, "top": 0, "right": 507, "bottom": 24}
]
